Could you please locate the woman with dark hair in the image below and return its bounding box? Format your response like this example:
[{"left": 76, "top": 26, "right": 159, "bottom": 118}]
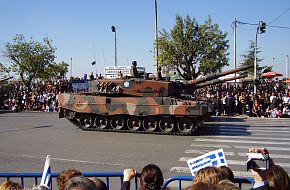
[
  {"left": 121, "top": 164, "right": 165, "bottom": 190},
  {"left": 140, "top": 164, "right": 164, "bottom": 190},
  {"left": 266, "top": 165, "right": 290, "bottom": 190}
]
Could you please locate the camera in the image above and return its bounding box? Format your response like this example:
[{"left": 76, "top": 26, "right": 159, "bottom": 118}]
[{"left": 246, "top": 153, "right": 270, "bottom": 171}]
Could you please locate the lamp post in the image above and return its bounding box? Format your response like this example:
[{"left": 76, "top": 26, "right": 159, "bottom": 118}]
[
  {"left": 111, "top": 26, "right": 117, "bottom": 66},
  {"left": 272, "top": 57, "right": 275, "bottom": 68}
]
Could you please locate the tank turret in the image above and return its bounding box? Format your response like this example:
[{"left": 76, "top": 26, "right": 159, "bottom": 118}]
[
  {"left": 57, "top": 65, "right": 252, "bottom": 135},
  {"left": 87, "top": 65, "right": 251, "bottom": 98}
]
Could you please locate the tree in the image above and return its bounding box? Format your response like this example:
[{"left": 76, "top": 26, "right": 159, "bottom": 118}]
[
  {"left": 0, "top": 63, "right": 10, "bottom": 77},
  {"left": 2, "top": 34, "right": 68, "bottom": 87},
  {"left": 157, "top": 15, "right": 229, "bottom": 80},
  {"left": 240, "top": 40, "right": 266, "bottom": 75}
]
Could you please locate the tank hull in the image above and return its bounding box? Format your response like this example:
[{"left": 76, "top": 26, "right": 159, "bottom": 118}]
[{"left": 58, "top": 93, "right": 210, "bottom": 135}]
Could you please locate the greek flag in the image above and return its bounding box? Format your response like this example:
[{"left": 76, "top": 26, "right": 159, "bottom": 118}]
[
  {"left": 187, "top": 148, "right": 227, "bottom": 176},
  {"left": 40, "top": 155, "right": 51, "bottom": 188}
]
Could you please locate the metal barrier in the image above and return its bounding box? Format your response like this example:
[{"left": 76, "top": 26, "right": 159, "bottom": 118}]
[
  {"left": 0, "top": 172, "right": 253, "bottom": 190},
  {"left": 0, "top": 172, "right": 139, "bottom": 190}
]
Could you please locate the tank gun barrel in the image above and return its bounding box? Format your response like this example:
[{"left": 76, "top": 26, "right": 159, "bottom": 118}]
[
  {"left": 186, "top": 65, "right": 252, "bottom": 85},
  {"left": 0, "top": 76, "right": 13, "bottom": 83},
  {"left": 194, "top": 74, "right": 248, "bottom": 89}
]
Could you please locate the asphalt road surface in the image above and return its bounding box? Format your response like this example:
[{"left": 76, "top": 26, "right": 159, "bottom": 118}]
[{"left": 0, "top": 112, "right": 289, "bottom": 189}]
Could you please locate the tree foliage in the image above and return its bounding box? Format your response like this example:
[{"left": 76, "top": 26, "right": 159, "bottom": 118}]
[
  {"left": 0, "top": 62, "right": 10, "bottom": 77},
  {"left": 2, "top": 34, "right": 68, "bottom": 86},
  {"left": 240, "top": 40, "right": 267, "bottom": 75},
  {"left": 157, "top": 15, "right": 229, "bottom": 80}
]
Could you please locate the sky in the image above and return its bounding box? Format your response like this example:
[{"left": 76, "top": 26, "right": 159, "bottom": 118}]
[{"left": 0, "top": 0, "right": 289, "bottom": 79}]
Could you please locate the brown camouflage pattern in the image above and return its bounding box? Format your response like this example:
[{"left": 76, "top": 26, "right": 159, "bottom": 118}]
[{"left": 58, "top": 94, "right": 208, "bottom": 116}]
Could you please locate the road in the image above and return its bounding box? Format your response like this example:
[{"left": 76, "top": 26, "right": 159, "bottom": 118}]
[{"left": 0, "top": 112, "right": 289, "bottom": 188}]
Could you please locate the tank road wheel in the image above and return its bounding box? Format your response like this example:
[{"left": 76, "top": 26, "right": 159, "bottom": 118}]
[
  {"left": 177, "top": 117, "right": 195, "bottom": 135},
  {"left": 95, "top": 115, "right": 108, "bottom": 129},
  {"left": 110, "top": 116, "right": 125, "bottom": 130},
  {"left": 127, "top": 116, "right": 142, "bottom": 131},
  {"left": 143, "top": 117, "right": 158, "bottom": 132},
  {"left": 79, "top": 114, "right": 94, "bottom": 129},
  {"left": 159, "top": 118, "right": 174, "bottom": 133}
]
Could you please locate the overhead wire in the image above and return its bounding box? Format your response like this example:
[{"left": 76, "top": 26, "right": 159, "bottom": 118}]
[{"left": 268, "top": 7, "right": 290, "bottom": 24}]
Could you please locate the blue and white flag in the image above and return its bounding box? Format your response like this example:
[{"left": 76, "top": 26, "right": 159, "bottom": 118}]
[
  {"left": 40, "top": 155, "right": 51, "bottom": 188},
  {"left": 187, "top": 148, "right": 227, "bottom": 176}
]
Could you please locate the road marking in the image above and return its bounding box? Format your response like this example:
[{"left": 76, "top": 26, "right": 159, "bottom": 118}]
[
  {"left": 184, "top": 150, "right": 235, "bottom": 156},
  {"left": 205, "top": 135, "right": 290, "bottom": 141},
  {"left": 20, "top": 154, "right": 142, "bottom": 167},
  {"left": 205, "top": 126, "right": 290, "bottom": 130},
  {"left": 190, "top": 144, "right": 290, "bottom": 152},
  {"left": 234, "top": 145, "right": 290, "bottom": 151},
  {"left": 183, "top": 151, "right": 290, "bottom": 159},
  {"left": 212, "top": 128, "right": 290, "bottom": 133},
  {"left": 194, "top": 138, "right": 290, "bottom": 145},
  {"left": 190, "top": 144, "right": 232, "bottom": 148},
  {"left": 214, "top": 131, "right": 290, "bottom": 137},
  {"left": 177, "top": 158, "right": 290, "bottom": 168},
  {"left": 237, "top": 152, "right": 290, "bottom": 159}
]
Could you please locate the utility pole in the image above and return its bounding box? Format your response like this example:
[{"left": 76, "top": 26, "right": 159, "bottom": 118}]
[
  {"left": 287, "top": 55, "right": 289, "bottom": 80},
  {"left": 154, "top": 0, "right": 159, "bottom": 73},
  {"left": 234, "top": 18, "right": 237, "bottom": 87},
  {"left": 254, "top": 27, "right": 258, "bottom": 94},
  {"left": 70, "top": 57, "right": 72, "bottom": 78}
]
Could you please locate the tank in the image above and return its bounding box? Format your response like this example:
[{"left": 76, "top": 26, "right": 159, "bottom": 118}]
[{"left": 57, "top": 65, "right": 251, "bottom": 135}]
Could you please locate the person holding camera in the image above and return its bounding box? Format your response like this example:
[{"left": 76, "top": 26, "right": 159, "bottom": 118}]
[{"left": 248, "top": 148, "right": 273, "bottom": 190}]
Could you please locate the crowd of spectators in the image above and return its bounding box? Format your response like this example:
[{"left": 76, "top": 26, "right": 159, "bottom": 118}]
[
  {"left": 197, "top": 80, "right": 290, "bottom": 118},
  {"left": 0, "top": 79, "right": 72, "bottom": 112},
  {"left": 1, "top": 77, "right": 290, "bottom": 119}
]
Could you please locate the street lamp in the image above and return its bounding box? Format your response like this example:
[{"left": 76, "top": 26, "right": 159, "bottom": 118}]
[
  {"left": 111, "top": 26, "right": 117, "bottom": 66},
  {"left": 272, "top": 57, "right": 275, "bottom": 68}
]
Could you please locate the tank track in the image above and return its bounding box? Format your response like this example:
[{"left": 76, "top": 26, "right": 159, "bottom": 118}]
[{"left": 66, "top": 114, "right": 204, "bottom": 136}]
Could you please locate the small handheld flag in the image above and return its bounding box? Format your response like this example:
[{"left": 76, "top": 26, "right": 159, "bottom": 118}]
[
  {"left": 40, "top": 155, "right": 51, "bottom": 188},
  {"left": 187, "top": 148, "right": 227, "bottom": 176}
]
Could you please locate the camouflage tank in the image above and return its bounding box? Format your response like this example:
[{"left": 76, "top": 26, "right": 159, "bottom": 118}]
[{"left": 57, "top": 65, "right": 251, "bottom": 135}]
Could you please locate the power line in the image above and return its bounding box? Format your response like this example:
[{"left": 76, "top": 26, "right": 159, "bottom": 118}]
[
  {"left": 237, "top": 21, "right": 258, "bottom": 26},
  {"left": 268, "top": 25, "right": 290, "bottom": 30},
  {"left": 236, "top": 20, "right": 290, "bottom": 30},
  {"left": 269, "top": 7, "right": 290, "bottom": 24}
]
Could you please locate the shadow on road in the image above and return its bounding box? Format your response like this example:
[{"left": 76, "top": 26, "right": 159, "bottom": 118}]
[{"left": 195, "top": 116, "right": 251, "bottom": 136}]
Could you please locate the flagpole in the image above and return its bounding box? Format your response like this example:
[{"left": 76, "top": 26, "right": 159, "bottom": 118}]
[{"left": 70, "top": 57, "right": 72, "bottom": 79}]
